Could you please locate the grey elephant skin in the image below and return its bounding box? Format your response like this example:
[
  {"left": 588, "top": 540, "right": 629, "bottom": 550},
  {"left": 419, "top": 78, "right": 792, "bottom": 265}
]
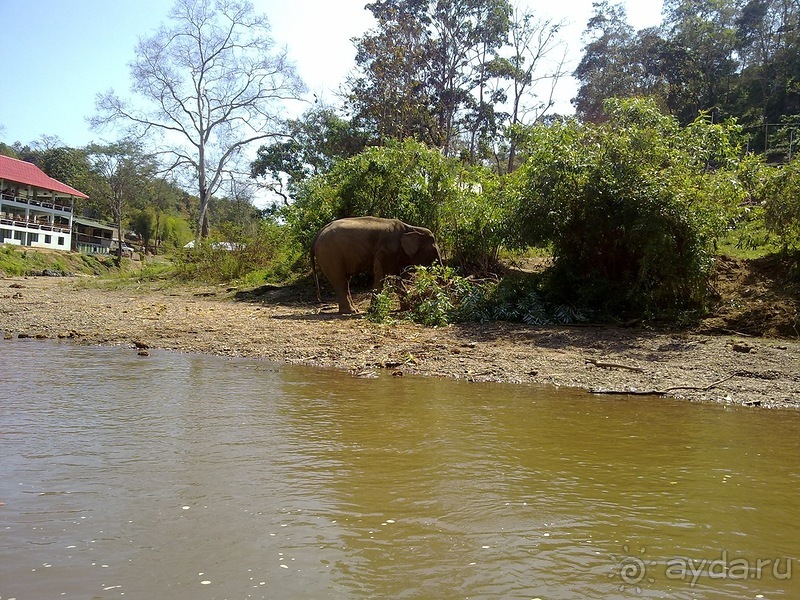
[{"left": 311, "top": 216, "right": 441, "bottom": 314}]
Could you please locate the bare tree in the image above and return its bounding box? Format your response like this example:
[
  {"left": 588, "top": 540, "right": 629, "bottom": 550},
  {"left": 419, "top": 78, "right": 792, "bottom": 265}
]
[{"left": 92, "top": 0, "right": 305, "bottom": 239}]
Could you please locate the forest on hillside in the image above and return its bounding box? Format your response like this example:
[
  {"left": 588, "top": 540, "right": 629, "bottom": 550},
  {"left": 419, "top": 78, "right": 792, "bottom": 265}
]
[{"left": 1, "top": 0, "right": 799, "bottom": 321}]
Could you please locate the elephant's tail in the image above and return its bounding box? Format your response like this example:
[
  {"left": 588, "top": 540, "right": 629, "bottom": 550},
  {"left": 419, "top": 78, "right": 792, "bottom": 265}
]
[{"left": 310, "top": 245, "right": 321, "bottom": 303}]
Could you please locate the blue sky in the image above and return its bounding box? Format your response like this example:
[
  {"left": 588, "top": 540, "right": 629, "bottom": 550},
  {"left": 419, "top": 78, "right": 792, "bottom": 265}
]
[{"left": 0, "top": 0, "right": 662, "bottom": 149}]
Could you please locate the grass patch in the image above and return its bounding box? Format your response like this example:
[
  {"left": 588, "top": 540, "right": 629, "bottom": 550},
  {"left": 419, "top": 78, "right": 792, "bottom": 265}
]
[
  {"left": 89, "top": 260, "right": 177, "bottom": 290},
  {"left": 718, "top": 207, "right": 782, "bottom": 259},
  {"left": 0, "top": 245, "right": 118, "bottom": 276}
]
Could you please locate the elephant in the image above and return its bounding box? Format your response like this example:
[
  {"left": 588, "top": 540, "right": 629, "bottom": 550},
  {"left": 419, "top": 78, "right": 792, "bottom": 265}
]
[{"left": 311, "top": 216, "right": 441, "bottom": 314}]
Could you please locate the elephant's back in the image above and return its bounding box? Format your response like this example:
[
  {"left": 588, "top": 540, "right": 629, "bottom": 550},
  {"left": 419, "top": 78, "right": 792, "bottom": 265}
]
[
  {"left": 322, "top": 216, "right": 402, "bottom": 233},
  {"left": 314, "top": 217, "right": 402, "bottom": 247}
]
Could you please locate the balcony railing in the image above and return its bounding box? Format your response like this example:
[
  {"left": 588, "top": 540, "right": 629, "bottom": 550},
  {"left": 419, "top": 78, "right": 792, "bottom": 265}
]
[
  {"left": 0, "top": 216, "right": 71, "bottom": 234},
  {"left": 0, "top": 193, "right": 72, "bottom": 213}
]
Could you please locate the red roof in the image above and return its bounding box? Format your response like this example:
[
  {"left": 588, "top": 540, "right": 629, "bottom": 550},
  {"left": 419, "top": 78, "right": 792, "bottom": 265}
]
[{"left": 0, "top": 154, "right": 89, "bottom": 199}]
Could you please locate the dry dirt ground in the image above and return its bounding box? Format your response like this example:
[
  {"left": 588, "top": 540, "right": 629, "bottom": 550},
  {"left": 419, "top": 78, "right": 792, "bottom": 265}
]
[{"left": 1, "top": 262, "right": 798, "bottom": 410}]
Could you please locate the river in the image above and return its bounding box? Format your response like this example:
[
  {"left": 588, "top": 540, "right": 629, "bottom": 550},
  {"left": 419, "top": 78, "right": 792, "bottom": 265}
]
[{"left": 1, "top": 339, "right": 798, "bottom": 599}]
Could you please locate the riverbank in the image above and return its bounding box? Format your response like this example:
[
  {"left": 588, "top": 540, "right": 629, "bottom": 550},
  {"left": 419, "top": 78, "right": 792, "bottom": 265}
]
[{"left": 2, "top": 274, "right": 798, "bottom": 409}]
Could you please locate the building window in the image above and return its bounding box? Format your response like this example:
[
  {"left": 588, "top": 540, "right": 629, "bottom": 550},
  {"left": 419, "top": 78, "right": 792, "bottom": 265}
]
[
  {"left": 45, "top": 234, "right": 52, "bottom": 244},
  {"left": 58, "top": 236, "right": 65, "bottom": 246}
]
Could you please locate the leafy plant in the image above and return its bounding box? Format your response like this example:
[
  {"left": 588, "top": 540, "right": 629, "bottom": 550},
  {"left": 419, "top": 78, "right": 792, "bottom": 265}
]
[
  {"left": 174, "top": 219, "right": 299, "bottom": 283},
  {"left": 764, "top": 155, "right": 800, "bottom": 251},
  {"left": 367, "top": 265, "right": 586, "bottom": 327},
  {"left": 366, "top": 287, "right": 396, "bottom": 324},
  {"left": 507, "top": 98, "right": 747, "bottom": 314}
]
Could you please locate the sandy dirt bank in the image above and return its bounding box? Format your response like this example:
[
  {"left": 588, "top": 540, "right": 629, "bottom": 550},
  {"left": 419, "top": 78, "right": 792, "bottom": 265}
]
[{"left": 2, "top": 275, "right": 798, "bottom": 409}]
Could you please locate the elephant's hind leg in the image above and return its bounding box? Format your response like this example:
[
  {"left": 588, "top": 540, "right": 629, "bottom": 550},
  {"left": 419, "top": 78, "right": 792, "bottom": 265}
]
[{"left": 334, "top": 277, "right": 358, "bottom": 314}]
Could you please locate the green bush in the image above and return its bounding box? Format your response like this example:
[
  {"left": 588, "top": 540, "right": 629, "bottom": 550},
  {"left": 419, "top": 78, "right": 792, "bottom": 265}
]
[
  {"left": 764, "top": 156, "right": 800, "bottom": 251},
  {"left": 282, "top": 139, "right": 507, "bottom": 269},
  {"left": 507, "top": 98, "right": 747, "bottom": 314},
  {"left": 366, "top": 286, "right": 396, "bottom": 324},
  {"left": 283, "top": 139, "right": 453, "bottom": 247},
  {"left": 174, "top": 219, "right": 298, "bottom": 283},
  {"left": 439, "top": 166, "right": 508, "bottom": 271}
]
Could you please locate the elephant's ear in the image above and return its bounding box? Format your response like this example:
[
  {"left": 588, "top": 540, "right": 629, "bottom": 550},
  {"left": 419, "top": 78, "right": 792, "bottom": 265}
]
[{"left": 401, "top": 231, "right": 422, "bottom": 256}]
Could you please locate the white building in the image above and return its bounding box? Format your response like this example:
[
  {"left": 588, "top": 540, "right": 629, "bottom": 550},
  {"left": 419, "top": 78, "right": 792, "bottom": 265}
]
[{"left": 0, "top": 155, "right": 88, "bottom": 251}]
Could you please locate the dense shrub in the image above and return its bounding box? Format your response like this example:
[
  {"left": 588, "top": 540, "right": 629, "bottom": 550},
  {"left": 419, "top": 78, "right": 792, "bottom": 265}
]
[
  {"left": 282, "top": 139, "right": 507, "bottom": 269},
  {"left": 507, "top": 98, "right": 748, "bottom": 314},
  {"left": 763, "top": 155, "right": 800, "bottom": 251},
  {"left": 174, "top": 219, "right": 299, "bottom": 283},
  {"left": 283, "top": 139, "right": 454, "bottom": 247},
  {"left": 440, "top": 166, "right": 508, "bottom": 271}
]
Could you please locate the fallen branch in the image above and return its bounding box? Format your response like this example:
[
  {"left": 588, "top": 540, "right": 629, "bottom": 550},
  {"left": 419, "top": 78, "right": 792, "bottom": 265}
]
[
  {"left": 591, "top": 388, "right": 668, "bottom": 396},
  {"left": 661, "top": 373, "right": 737, "bottom": 393},
  {"left": 591, "top": 373, "right": 737, "bottom": 396},
  {"left": 585, "top": 358, "right": 644, "bottom": 373}
]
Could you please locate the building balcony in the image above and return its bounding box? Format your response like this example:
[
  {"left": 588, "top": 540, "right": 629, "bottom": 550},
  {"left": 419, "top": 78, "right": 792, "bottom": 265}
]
[{"left": 1, "top": 192, "right": 72, "bottom": 214}]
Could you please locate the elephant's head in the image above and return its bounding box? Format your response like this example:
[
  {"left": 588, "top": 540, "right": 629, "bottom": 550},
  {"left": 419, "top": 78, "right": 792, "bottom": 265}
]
[{"left": 400, "top": 226, "right": 441, "bottom": 268}]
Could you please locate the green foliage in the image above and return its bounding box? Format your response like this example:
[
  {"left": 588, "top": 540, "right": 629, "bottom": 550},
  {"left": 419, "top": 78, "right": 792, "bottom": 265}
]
[
  {"left": 440, "top": 166, "right": 508, "bottom": 271},
  {"left": 35, "top": 146, "right": 93, "bottom": 196},
  {"left": 332, "top": 138, "right": 454, "bottom": 229},
  {"left": 508, "top": 98, "right": 747, "bottom": 313},
  {"left": 250, "top": 106, "right": 368, "bottom": 199},
  {"left": 129, "top": 206, "right": 194, "bottom": 254},
  {"left": 286, "top": 140, "right": 438, "bottom": 235},
  {"left": 367, "top": 265, "right": 585, "bottom": 326},
  {"left": 573, "top": 0, "right": 800, "bottom": 142},
  {"left": 159, "top": 215, "right": 194, "bottom": 251},
  {"left": 348, "top": 0, "right": 518, "bottom": 161},
  {"left": 366, "top": 287, "right": 396, "bottom": 324},
  {"left": 763, "top": 156, "right": 800, "bottom": 251},
  {"left": 402, "top": 266, "right": 460, "bottom": 326},
  {"left": 283, "top": 139, "right": 511, "bottom": 270},
  {"left": 173, "top": 219, "right": 298, "bottom": 284},
  {"left": 130, "top": 208, "right": 157, "bottom": 251}
]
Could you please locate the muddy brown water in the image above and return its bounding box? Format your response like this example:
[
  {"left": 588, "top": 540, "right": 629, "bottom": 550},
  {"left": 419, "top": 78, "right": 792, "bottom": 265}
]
[{"left": 1, "top": 339, "right": 798, "bottom": 599}]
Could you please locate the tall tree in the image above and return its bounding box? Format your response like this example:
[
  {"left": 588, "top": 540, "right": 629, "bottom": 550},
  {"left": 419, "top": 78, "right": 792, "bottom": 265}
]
[
  {"left": 503, "top": 6, "right": 567, "bottom": 171},
  {"left": 85, "top": 141, "right": 151, "bottom": 260},
  {"left": 348, "top": 0, "right": 514, "bottom": 159},
  {"left": 250, "top": 105, "right": 368, "bottom": 205},
  {"left": 661, "top": 0, "right": 739, "bottom": 123},
  {"left": 734, "top": 0, "right": 800, "bottom": 127},
  {"left": 428, "top": 0, "right": 511, "bottom": 157},
  {"left": 348, "top": 0, "right": 436, "bottom": 146},
  {"left": 92, "top": 0, "right": 305, "bottom": 240},
  {"left": 572, "top": 1, "right": 639, "bottom": 122}
]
